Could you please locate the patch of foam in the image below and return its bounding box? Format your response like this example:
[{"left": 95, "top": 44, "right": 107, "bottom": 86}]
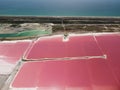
[
  {"left": 94, "top": 32, "right": 120, "bottom": 36},
  {"left": 37, "top": 35, "right": 62, "bottom": 40},
  {"left": 0, "top": 59, "right": 15, "bottom": 74},
  {"left": 10, "top": 88, "right": 37, "bottom": 90},
  {"left": 1, "top": 40, "right": 32, "bottom": 43}
]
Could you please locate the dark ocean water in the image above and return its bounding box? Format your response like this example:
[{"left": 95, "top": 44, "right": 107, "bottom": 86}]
[{"left": 0, "top": 0, "right": 120, "bottom": 16}]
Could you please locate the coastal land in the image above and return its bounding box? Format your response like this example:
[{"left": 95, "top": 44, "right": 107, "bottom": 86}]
[{"left": 0, "top": 16, "right": 120, "bottom": 40}]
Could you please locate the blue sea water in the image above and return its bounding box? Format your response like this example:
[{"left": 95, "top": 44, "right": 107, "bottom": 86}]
[{"left": 0, "top": 0, "right": 120, "bottom": 16}]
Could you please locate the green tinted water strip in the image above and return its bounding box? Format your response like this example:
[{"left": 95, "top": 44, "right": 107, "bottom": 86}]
[{"left": 0, "top": 30, "right": 51, "bottom": 38}]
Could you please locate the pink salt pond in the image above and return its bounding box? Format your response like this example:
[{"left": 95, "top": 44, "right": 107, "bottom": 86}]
[{"left": 3, "top": 33, "right": 120, "bottom": 90}]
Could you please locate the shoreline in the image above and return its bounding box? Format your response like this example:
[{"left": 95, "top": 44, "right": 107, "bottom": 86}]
[
  {"left": 0, "top": 16, "right": 120, "bottom": 24},
  {"left": 0, "top": 15, "right": 120, "bottom": 18}
]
